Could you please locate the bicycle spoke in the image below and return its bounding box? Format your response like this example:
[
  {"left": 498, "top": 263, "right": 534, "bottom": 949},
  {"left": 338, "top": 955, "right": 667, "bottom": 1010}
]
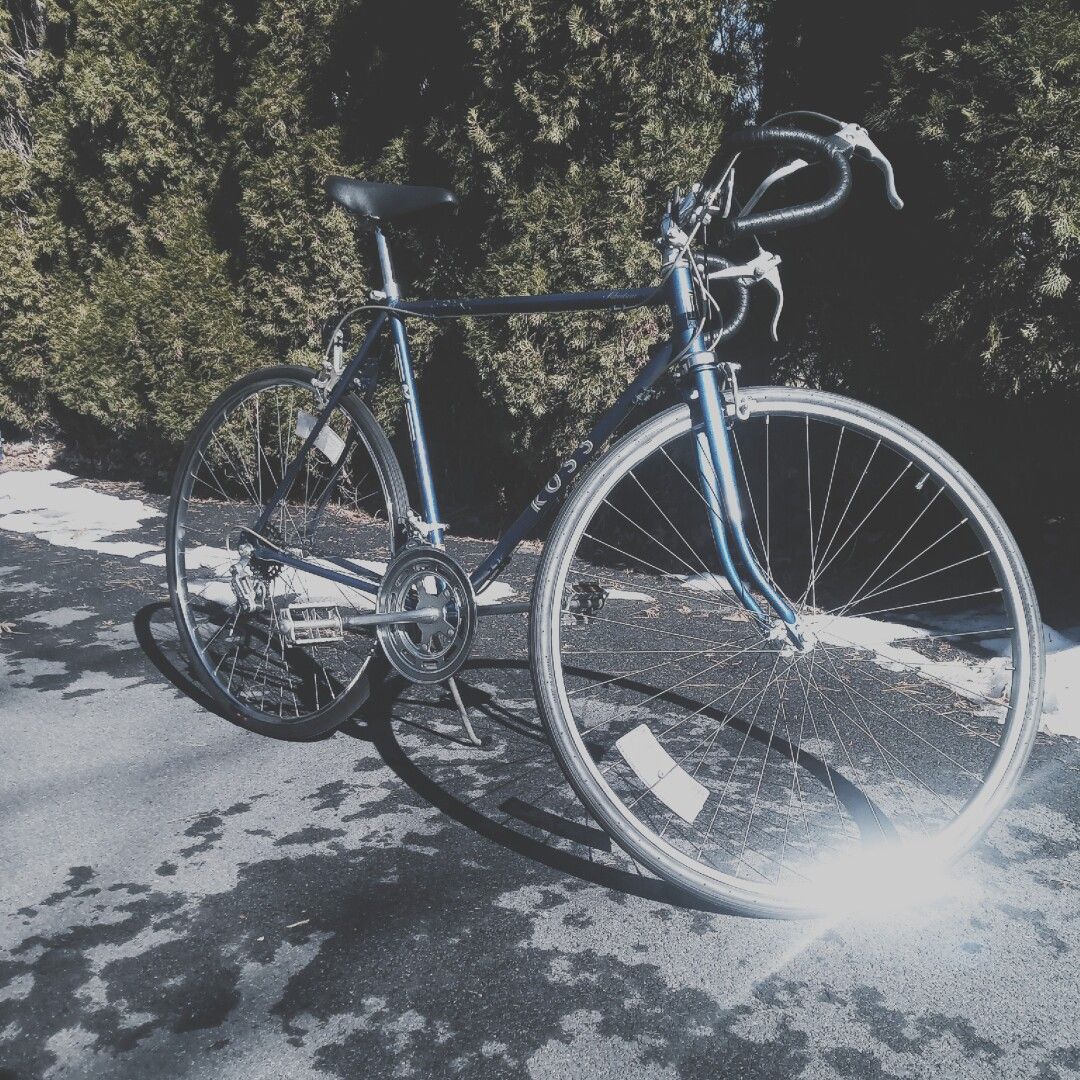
[
  {"left": 173, "top": 377, "right": 396, "bottom": 727},
  {"left": 542, "top": 396, "right": 1035, "bottom": 911}
]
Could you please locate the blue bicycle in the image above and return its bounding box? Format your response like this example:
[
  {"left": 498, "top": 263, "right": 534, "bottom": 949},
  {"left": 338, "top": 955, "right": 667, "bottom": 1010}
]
[{"left": 167, "top": 116, "right": 1043, "bottom": 916}]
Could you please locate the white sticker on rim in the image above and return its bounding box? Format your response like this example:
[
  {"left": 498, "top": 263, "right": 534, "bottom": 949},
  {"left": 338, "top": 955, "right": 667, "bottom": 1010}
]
[
  {"left": 296, "top": 410, "right": 347, "bottom": 466},
  {"left": 615, "top": 723, "right": 709, "bottom": 824}
]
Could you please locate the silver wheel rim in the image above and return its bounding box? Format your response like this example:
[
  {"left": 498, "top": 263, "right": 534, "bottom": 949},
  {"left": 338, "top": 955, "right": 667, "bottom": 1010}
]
[
  {"left": 173, "top": 378, "right": 399, "bottom": 723},
  {"left": 538, "top": 391, "right": 1038, "bottom": 915}
]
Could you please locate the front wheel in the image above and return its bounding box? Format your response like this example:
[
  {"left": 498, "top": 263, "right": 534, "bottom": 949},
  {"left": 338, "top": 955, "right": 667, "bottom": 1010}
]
[{"left": 531, "top": 389, "right": 1043, "bottom": 917}]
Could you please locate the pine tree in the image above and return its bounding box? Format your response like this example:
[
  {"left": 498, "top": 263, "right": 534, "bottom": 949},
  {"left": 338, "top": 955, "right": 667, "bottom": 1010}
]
[
  {"left": 422, "top": 1, "right": 747, "bottom": 502},
  {"left": 3, "top": 0, "right": 255, "bottom": 461},
  {"left": 0, "top": 1, "right": 756, "bottom": 507},
  {"left": 761, "top": 0, "right": 1080, "bottom": 523},
  {"left": 877, "top": 0, "right": 1080, "bottom": 397},
  {"left": 0, "top": 1, "right": 46, "bottom": 432}
]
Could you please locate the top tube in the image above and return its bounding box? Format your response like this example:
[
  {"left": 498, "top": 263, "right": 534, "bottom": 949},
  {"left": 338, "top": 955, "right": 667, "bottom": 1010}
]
[{"left": 391, "top": 287, "right": 665, "bottom": 319}]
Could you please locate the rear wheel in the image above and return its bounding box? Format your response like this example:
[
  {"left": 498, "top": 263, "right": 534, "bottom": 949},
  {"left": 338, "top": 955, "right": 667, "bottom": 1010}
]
[
  {"left": 531, "top": 389, "right": 1043, "bottom": 917},
  {"left": 166, "top": 366, "right": 408, "bottom": 738}
]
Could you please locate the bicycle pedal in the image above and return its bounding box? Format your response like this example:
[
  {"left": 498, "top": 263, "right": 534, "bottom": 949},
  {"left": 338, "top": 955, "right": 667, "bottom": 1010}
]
[
  {"left": 281, "top": 604, "right": 344, "bottom": 645},
  {"left": 563, "top": 581, "right": 608, "bottom": 626}
]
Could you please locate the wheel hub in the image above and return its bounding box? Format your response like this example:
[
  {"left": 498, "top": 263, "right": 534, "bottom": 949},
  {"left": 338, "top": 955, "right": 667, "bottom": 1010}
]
[
  {"left": 376, "top": 545, "right": 476, "bottom": 684},
  {"left": 770, "top": 618, "right": 816, "bottom": 657}
]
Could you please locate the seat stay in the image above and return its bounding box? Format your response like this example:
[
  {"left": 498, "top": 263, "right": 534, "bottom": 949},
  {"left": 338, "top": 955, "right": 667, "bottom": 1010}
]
[{"left": 253, "top": 311, "right": 387, "bottom": 535}]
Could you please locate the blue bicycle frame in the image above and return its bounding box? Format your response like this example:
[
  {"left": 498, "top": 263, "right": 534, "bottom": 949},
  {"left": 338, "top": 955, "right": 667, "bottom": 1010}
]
[{"left": 252, "top": 223, "right": 798, "bottom": 634}]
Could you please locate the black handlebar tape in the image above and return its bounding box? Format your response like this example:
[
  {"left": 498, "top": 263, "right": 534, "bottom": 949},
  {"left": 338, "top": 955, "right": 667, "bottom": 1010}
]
[
  {"left": 701, "top": 127, "right": 853, "bottom": 241},
  {"left": 698, "top": 253, "right": 751, "bottom": 341}
]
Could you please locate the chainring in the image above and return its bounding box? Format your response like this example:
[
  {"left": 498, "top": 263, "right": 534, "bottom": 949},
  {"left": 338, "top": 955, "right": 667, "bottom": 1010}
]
[{"left": 376, "top": 545, "right": 476, "bottom": 684}]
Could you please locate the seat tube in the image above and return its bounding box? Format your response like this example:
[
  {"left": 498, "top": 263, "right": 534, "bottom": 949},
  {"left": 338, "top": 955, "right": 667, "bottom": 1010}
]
[{"left": 375, "top": 224, "right": 445, "bottom": 546}]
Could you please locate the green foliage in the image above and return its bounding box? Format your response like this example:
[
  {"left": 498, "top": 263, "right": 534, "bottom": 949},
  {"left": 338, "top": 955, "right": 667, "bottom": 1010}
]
[
  {"left": 48, "top": 194, "right": 255, "bottom": 448},
  {"left": 760, "top": 0, "right": 1080, "bottom": 524},
  {"left": 6, "top": 0, "right": 1075, "bottom": 527},
  {"left": 2, "top": 0, "right": 254, "bottom": 453},
  {"left": 876, "top": 0, "right": 1080, "bottom": 395},
  {"left": 0, "top": 0, "right": 751, "bottom": 504},
  {"left": 228, "top": 0, "right": 370, "bottom": 358},
  {"left": 430, "top": 1, "right": 739, "bottom": 484},
  {"left": 0, "top": 1, "right": 46, "bottom": 430}
]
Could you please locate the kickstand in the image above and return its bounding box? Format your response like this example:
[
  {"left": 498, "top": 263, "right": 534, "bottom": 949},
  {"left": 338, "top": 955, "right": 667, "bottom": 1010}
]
[{"left": 447, "top": 676, "right": 483, "bottom": 747}]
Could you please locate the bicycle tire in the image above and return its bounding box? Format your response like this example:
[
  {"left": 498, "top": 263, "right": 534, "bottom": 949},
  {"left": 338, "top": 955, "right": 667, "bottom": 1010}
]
[
  {"left": 167, "top": 365, "right": 409, "bottom": 739},
  {"left": 531, "top": 389, "right": 1044, "bottom": 917}
]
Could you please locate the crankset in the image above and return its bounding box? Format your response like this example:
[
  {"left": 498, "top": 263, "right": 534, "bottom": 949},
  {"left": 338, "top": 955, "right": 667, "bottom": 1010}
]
[{"left": 376, "top": 545, "right": 477, "bottom": 684}]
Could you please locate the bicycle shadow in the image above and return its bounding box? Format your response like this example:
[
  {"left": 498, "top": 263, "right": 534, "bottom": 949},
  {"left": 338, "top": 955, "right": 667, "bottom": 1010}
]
[
  {"left": 350, "top": 660, "right": 708, "bottom": 909},
  {"left": 135, "top": 600, "right": 895, "bottom": 916},
  {"left": 134, "top": 599, "right": 346, "bottom": 738},
  {"left": 134, "top": 601, "right": 234, "bottom": 720},
  {"left": 135, "top": 599, "right": 699, "bottom": 907}
]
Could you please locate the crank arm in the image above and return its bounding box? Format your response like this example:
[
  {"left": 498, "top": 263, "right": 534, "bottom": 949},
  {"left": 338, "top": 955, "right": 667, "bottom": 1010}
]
[
  {"left": 476, "top": 601, "right": 531, "bottom": 616},
  {"left": 342, "top": 609, "right": 442, "bottom": 629}
]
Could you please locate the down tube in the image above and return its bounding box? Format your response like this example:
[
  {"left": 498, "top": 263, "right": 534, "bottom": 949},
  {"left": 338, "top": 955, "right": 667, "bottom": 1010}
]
[{"left": 470, "top": 340, "right": 676, "bottom": 593}]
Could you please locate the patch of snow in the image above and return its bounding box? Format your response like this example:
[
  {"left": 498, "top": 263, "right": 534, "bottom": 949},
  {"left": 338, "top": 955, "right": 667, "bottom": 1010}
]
[
  {"left": 22, "top": 607, "right": 96, "bottom": 629},
  {"left": 803, "top": 610, "right": 1080, "bottom": 739},
  {"left": 0, "top": 470, "right": 161, "bottom": 557},
  {"left": 474, "top": 579, "right": 515, "bottom": 602},
  {"left": 349, "top": 558, "right": 389, "bottom": 576},
  {"left": 1041, "top": 627, "right": 1080, "bottom": 739},
  {"left": 678, "top": 572, "right": 733, "bottom": 593},
  {"left": 805, "top": 611, "right": 1011, "bottom": 717}
]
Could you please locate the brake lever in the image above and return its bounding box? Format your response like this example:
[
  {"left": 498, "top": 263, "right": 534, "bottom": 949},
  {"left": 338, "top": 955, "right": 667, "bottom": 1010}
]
[
  {"left": 707, "top": 246, "right": 784, "bottom": 341},
  {"left": 738, "top": 157, "right": 809, "bottom": 219},
  {"left": 834, "top": 122, "right": 904, "bottom": 210}
]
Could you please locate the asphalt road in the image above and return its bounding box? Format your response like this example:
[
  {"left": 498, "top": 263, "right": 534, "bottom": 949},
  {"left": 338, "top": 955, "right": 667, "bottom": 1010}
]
[{"left": 1, "top": 472, "right": 1078, "bottom": 1079}]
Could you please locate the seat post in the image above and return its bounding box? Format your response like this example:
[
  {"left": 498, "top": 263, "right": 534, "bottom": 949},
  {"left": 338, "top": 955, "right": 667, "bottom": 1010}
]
[{"left": 373, "top": 223, "right": 399, "bottom": 299}]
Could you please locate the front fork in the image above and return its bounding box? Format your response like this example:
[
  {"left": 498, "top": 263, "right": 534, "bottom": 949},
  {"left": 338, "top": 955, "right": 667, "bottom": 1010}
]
[{"left": 687, "top": 360, "right": 803, "bottom": 647}]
